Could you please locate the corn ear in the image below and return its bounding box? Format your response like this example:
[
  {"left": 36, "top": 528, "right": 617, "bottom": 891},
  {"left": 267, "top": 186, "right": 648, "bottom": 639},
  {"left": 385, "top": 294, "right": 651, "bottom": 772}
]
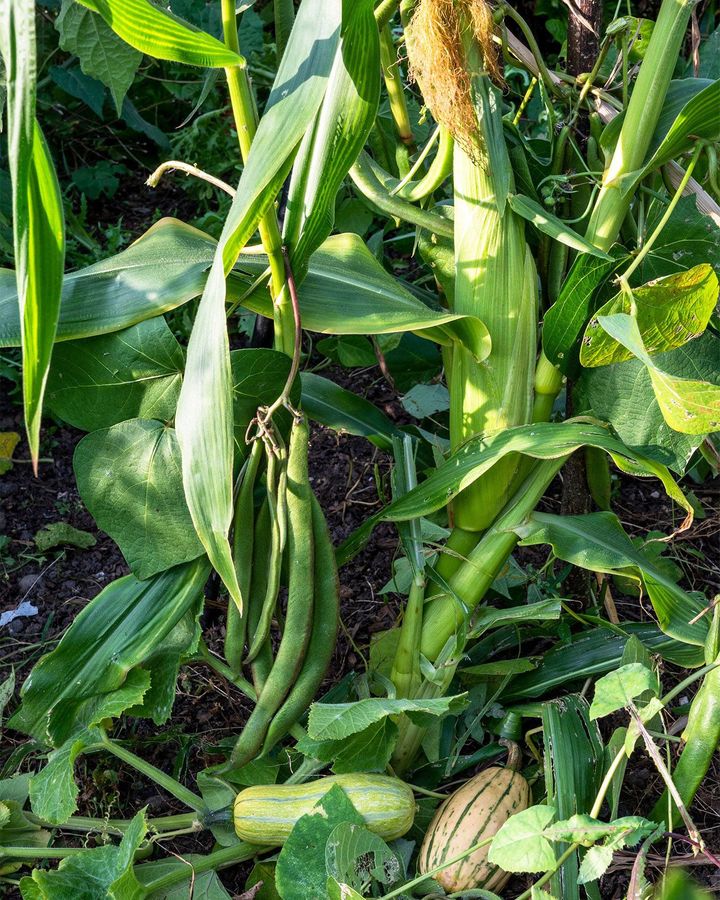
[{"left": 449, "top": 144, "right": 537, "bottom": 531}]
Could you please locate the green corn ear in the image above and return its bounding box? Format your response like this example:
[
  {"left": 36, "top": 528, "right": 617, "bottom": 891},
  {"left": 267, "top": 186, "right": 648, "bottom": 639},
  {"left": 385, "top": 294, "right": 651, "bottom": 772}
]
[{"left": 449, "top": 144, "right": 537, "bottom": 531}]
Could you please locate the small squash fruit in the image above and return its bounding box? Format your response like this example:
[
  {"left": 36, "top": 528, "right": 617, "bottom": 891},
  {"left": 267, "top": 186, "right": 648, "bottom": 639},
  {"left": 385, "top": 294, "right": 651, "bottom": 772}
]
[
  {"left": 417, "top": 742, "right": 529, "bottom": 893},
  {"left": 234, "top": 773, "right": 416, "bottom": 845}
]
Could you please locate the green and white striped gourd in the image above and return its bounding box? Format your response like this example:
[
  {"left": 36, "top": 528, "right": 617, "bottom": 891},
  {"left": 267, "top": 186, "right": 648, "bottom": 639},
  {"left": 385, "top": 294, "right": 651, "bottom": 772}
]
[{"left": 234, "top": 773, "right": 416, "bottom": 845}]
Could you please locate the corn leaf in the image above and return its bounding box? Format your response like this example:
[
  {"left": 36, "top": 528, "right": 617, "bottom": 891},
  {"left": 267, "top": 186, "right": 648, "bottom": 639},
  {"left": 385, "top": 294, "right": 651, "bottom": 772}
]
[
  {"left": 504, "top": 623, "right": 704, "bottom": 702},
  {"left": 175, "top": 0, "right": 341, "bottom": 607},
  {"left": 508, "top": 193, "right": 613, "bottom": 259},
  {"left": 0, "top": 225, "right": 486, "bottom": 349},
  {"left": 0, "top": 219, "right": 215, "bottom": 348},
  {"left": 515, "top": 511, "right": 707, "bottom": 647},
  {"left": 238, "top": 234, "right": 490, "bottom": 347},
  {"left": 8, "top": 560, "right": 210, "bottom": 745},
  {"left": 284, "top": 0, "right": 380, "bottom": 275},
  {"left": 542, "top": 696, "right": 604, "bottom": 899},
  {"left": 75, "top": 0, "right": 243, "bottom": 67},
  {"left": 336, "top": 420, "right": 691, "bottom": 564},
  {"left": 1, "top": 1, "right": 65, "bottom": 469}
]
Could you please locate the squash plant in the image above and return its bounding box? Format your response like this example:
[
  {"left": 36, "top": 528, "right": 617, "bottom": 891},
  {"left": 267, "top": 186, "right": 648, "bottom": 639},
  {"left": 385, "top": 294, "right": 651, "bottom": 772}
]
[{"left": 1, "top": 0, "right": 720, "bottom": 896}]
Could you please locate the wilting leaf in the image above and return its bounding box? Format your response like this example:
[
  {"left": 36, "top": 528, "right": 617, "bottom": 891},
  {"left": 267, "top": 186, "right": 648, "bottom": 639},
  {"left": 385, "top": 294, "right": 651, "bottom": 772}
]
[
  {"left": 581, "top": 265, "right": 718, "bottom": 367},
  {"left": 34, "top": 523, "right": 96, "bottom": 552},
  {"left": 0, "top": 432, "right": 20, "bottom": 475}
]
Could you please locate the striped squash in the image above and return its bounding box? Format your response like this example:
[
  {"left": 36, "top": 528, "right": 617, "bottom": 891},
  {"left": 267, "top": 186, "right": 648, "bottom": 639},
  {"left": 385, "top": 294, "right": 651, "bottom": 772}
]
[
  {"left": 418, "top": 765, "right": 529, "bottom": 892},
  {"left": 234, "top": 773, "right": 416, "bottom": 845}
]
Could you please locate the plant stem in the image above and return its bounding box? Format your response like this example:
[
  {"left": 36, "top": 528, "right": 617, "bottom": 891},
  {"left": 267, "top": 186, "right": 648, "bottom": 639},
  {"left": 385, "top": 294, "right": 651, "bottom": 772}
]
[
  {"left": 375, "top": 0, "right": 399, "bottom": 29},
  {"left": 620, "top": 143, "right": 702, "bottom": 284},
  {"left": 137, "top": 842, "right": 259, "bottom": 893},
  {"left": 585, "top": 0, "right": 697, "bottom": 251},
  {"left": 378, "top": 835, "right": 494, "bottom": 899},
  {"left": 0, "top": 846, "right": 91, "bottom": 861},
  {"left": 390, "top": 574, "right": 426, "bottom": 698},
  {"left": 220, "top": 0, "right": 292, "bottom": 355},
  {"left": 420, "top": 458, "right": 567, "bottom": 660},
  {"left": 99, "top": 735, "right": 204, "bottom": 812},
  {"left": 380, "top": 25, "right": 414, "bottom": 148},
  {"left": 25, "top": 812, "right": 202, "bottom": 836}
]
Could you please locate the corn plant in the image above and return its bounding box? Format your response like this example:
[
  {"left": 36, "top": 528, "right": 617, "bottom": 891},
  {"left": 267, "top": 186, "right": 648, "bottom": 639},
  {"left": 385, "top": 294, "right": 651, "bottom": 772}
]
[{"left": 1, "top": 0, "right": 720, "bottom": 896}]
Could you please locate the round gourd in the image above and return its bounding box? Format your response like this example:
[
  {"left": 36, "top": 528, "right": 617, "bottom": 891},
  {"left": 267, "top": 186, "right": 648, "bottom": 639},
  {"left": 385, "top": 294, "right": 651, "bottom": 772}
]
[
  {"left": 417, "top": 759, "right": 529, "bottom": 893},
  {"left": 234, "top": 773, "right": 416, "bottom": 845}
]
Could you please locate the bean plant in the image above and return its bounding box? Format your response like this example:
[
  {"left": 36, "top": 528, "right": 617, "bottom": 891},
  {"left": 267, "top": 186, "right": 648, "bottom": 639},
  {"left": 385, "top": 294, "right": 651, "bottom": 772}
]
[{"left": 1, "top": 0, "right": 719, "bottom": 896}]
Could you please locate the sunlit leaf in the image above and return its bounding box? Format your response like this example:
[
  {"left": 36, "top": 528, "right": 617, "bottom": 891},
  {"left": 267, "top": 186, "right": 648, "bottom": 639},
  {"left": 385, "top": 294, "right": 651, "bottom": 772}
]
[
  {"left": 581, "top": 265, "right": 718, "bottom": 367},
  {"left": 76, "top": 0, "right": 243, "bottom": 67},
  {"left": 1, "top": 4, "right": 65, "bottom": 468}
]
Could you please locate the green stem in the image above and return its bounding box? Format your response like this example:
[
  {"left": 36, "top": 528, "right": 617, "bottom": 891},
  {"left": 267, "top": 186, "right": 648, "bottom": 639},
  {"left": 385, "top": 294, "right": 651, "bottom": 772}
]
[
  {"left": 99, "top": 736, "right": 204, "bottom": 812},
  {"left": 138, "top": 842, "right": 259, "bottom": 894},
  {"left": 585, "top": 0, "right": 696, "bottom": 251},
  {"left": 349, "top": 152, "right": 454, "bottom": 237},
  {"left": 375, "top": 0, "right": 399, "bottom": 29},
  {"left": 380, "top": 25, "right": 414, "bottom": 147},
  {"left": 379, "top": 835, "right": 494, "bottom": 899},
  {"left": 220, "top": 0, "right": 292, "bottom": 355},
  {"left": 390, "top": 574, "right": 426, "bottom": 698},
  {"left": 620, "top": 144, "right": 702, "bottom": 284},
  {"left": 25, "top": 812, "right": 202, "bottom": 836},
  {"left": 0, "top": 846, "right": 90, "bottom": 861},
  {"left": 420, "top": 458, "right": 567, "bottom": 660}
]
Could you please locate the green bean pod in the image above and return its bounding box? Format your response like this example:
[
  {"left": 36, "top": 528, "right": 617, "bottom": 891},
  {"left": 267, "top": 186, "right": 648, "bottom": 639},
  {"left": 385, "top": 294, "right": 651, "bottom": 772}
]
[
  {"left": 261, "top": 492, "right": 339, "bottom": 754},
  {"left": 225, "top": 439, "right": 264, "bottom": 674},
  {"left": 246, "top": 447, "right": 288, "bottom": 663},
  {"left": 247, "top": 499, "right": 274, "bottom": 695},
  {"left": 226, "top": 416, "right": 315, "bottom": 770},
  {"left": 651, "top": 607, "right": 720, "bottom": 826}
]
